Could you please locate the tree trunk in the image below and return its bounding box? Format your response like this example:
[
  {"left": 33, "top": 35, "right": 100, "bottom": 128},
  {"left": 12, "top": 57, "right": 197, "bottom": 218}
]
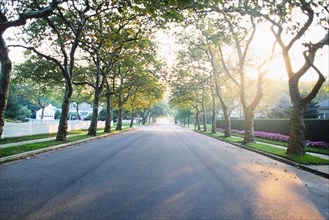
[
  {"left": 212, "top": 63, "right": 231, "bottom": 137},
  {"left": 286, "top": 104, "right": 306, "bottom": 155},
  {"left": 130, "top": 111, "right": 134, "bottom": 127},
  {"left": 141, "top": 110, "right": 146, "bottom": 125},
  {"left": 243, "top": 110, "right": 255, "bottom": 144},
  {"left": 0, "top": 35, "right": 12, "bottom": 138},
  {"left": 104, "top": 84, "right": 112, "bottom": 133},
  {"left": 104, "top": 106, "right": 112, "bottom": 133},
  {"left": 76, "top": 104, "right": 81, "bottom": 120},
  {"left": 56, "top": 85, "right": 72, "bottom": 141},
  {"left": 194, "top": 110, "right": 201, "bottom": 130},
  {"left": 211, "top": 89, "right": 216, "bottom": 134},
  {"left": 201, "top": 106, "right": 206, "bottom": 132},
  {"left": 41, "top": 107, "right": 45, "bottom": 119},
  {"left": 116, "top": 105, "right": 123, "bottom": 130},
  {"left": 87, "top": 91, "right": 100, "bottom": 136},
  {"left": 223, "top": 110, "right": 231, "bottom": 138}
]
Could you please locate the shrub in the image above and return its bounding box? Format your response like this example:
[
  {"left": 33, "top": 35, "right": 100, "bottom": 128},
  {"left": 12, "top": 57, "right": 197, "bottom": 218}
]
[{"left": 216, "top": 128, "right": 329, "bottom": 149}]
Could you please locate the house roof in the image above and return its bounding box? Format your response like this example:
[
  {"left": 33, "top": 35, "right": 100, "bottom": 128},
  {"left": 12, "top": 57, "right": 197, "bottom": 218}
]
[{"left": 319, "top": 99, "right": 329, "bottom": 109}]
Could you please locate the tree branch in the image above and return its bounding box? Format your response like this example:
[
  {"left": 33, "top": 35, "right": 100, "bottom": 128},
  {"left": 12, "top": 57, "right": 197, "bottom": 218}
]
[
  {"left": 8, "top": 44, "right": 66, "bottom": 74},
  {"left": 0, "top": 0, "right": 63, "bottom": 32}
]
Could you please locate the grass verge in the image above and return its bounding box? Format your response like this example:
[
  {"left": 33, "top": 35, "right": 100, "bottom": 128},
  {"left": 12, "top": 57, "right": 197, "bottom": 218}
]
[
  {"left": 0, "top": 129, "right": 91, "bottom": 145},
  {"left": 196, "top": 130, "right": 329, "bottom": 165},
  {"left": 216, "top": 130, "right": 329, "bottom": 156},
  {"left": 247, "top": 143, "right": 329, "bottom": 165},
  {"left": 0, "top": 127, "right": 132, "bottom": 158}
]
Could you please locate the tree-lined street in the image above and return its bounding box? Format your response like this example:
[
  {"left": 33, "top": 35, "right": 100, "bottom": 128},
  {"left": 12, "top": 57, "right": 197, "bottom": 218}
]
[{"left": 1, "top": 123, "right": 328, "bottom": 219}]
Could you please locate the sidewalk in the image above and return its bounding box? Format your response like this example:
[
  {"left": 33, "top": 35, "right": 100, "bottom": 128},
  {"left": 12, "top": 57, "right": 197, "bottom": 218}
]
[
  {"left": 0, "top": 127, "right": 134, "bottom": 163},
  {"left": 0, "top": 134, "right": 82, "bottom": 149}
]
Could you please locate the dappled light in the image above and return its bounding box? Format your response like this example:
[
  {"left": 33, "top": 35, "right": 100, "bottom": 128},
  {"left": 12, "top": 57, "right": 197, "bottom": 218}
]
[
  {"left": 1, "top": 1, "right": 328, "bottom": 219},
  {"left": 236, "top": 162, "right": 325, "bottom": 219}
]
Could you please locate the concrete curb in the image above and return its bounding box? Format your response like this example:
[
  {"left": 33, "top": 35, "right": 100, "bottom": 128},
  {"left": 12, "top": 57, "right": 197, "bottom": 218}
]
[
  {"left": 195, "top": 131, "right": 329, "bottom": 179},
  {"left": 0, "top": 128, "right": 135, "bottom": 164}
]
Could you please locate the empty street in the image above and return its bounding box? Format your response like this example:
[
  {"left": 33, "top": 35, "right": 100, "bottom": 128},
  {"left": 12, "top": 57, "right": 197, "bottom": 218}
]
[{"left": 1, "top": 123, "right": 328, "bottom": 219}]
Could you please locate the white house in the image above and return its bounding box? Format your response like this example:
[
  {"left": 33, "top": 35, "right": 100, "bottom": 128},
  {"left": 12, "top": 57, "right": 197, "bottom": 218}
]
[
  {"left": 319, "top": 99, "right": 329, "bottom": 119},
  {"left": 36, "top": 104, "right": 57, "bottom": 120},
  {"left": 69, "top": 102, "right": 102, "bottom": 120}
]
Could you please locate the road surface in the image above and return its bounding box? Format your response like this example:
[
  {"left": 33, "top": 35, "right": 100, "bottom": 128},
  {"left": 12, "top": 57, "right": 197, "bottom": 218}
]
[{"left": 1, "top": 123, "right": 328, "bottom": 219}]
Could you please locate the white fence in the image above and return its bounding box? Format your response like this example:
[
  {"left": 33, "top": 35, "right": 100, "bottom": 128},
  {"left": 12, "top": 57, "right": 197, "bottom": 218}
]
[{"left": 1, "top": 120, "right": 106, "bottom": 138}]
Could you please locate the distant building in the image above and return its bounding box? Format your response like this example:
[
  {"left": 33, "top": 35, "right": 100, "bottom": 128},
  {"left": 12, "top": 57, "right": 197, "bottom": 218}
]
[
  {"left": 69, "top": 102, "right": 102, "bottom": 120},
  {"left": 319, "top": 99, "right": 329, "bottom": 119},
  {"left": 36, "top": 104, "right": 57, "bottom": 120}
]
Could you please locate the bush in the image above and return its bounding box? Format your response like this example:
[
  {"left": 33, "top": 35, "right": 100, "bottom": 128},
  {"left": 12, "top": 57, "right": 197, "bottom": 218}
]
[
  {"left": 216, "top": 119, "right": 329, "bottom": 142},
  {"left": 217, "top": 128, "right": 329, "bottom": 149},
  {"left": 55, "top": 110, "right": 61, "bottom": 119}
]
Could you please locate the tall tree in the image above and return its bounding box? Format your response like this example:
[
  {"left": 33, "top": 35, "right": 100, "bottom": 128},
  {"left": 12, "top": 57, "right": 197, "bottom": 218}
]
[
  {"left": 0, "top": 0, "right": 62, "bottom": 138},
  {"left": 243, "top": 0, "right": 328, "bottom": 154},
  {"left": 12, "top": 0, "right": 93, "bottom": 141},
  {"left": 208, "top": 2, "right": 276, "bottom": 143}
]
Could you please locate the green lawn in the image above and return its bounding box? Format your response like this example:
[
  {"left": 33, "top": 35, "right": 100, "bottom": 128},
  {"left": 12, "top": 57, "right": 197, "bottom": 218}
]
[
  {"left": 196, "top": 130, "right": 329, "bottom": 165},
  {"left": 215, "top": 130, "right": 329, "bottom": 156},
  {"left": 0, "top": 122, "right": 135, "bottom": 145},
  {"left": 247, "top": 142, "right": 329, "bottom": 165},
  {"left": 0, "top": 127, "right": 132, "bottom": 158},
  {"left": 0, "top": 135, "right": 91, "bottom": 157}
]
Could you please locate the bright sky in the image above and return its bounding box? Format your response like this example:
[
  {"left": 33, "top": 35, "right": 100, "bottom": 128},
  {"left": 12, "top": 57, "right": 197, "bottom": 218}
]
[{"left": 155, "top": 23, "right": 328, "bottom": 82}]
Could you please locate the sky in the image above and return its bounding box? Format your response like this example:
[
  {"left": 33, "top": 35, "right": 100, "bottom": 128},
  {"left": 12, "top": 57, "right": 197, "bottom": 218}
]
[{"left": 154, "top": 22, "right": 329, "bottom": 83}]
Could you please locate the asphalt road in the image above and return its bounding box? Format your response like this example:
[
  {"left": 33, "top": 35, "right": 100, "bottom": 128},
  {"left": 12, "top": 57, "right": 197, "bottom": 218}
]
[{"left": 1, "top": 123, "right": 328, "bottom": 220}]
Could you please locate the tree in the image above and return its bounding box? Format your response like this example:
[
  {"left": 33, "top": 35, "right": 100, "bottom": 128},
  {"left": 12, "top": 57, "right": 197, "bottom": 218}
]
[
  {"left": 12, "top": 0, "right": 93, "bottom": 141},
  {"left": 304, "top": 101, "right": 319, "bottom": 119},
  {"left": 4, "top": 84, "right": 32, "bottom": 120},
  {"left": 207, "top": 2, "right": 276, "bottom": 143},
  {"left": 244, "top": 0, "right": 328, "bottom": 155},
  {"left": 74, "top": 4, "right": 147, "bottom": 135},
  {"left": 173, "top": 107, "right": 194, "bottom": 127},
  {"left": 0, "top": 0, "right": 62, "bottom": 138},
  {"left": 12, "top": 56, "right": 62, "bottom": 119},
  {"left": 268, "top": 96, "right": 292, "bottom": 119},
  {"left": 194, "top": 17, "right": 239, "bottom": 137}
]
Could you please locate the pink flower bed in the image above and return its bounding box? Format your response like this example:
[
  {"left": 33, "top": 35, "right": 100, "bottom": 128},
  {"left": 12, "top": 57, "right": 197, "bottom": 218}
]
[{"left": 216, "top": 128, "right": 329, "bottom": 149}]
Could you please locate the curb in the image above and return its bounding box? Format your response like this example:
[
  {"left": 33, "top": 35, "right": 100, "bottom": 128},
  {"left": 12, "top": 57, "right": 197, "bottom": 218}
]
[
  {"left": 0, "top": 128, "right": 135, "bottom": 164},
  {"left": 195, "top": 131, "right": 329, "bottom": 179}
]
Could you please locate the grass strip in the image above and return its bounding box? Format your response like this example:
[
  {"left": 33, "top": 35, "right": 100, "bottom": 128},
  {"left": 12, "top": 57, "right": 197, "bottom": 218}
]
[
  {"left": 0, "top": 127, "right": 132, "bottom": 158},
  {"left": 246, "top": 143, "right": 329, "bottom": 165},
  {"left": 196, "top": 130, "right": 329, "bottom": 165},
  {"left": 216, "top": 130, "right": 329, "bottom": 156},
  {"left": 0, "top": 123, "right": 133, "bottom": 145},
  {"left": 0, "top": 135, "right": 90, "bottom": 157},
  {"left": 0, "top": 130, "right": 90, "bottom": 145},
  {"left": 224, "top": 137, "right": 243, "bottom": 143}
]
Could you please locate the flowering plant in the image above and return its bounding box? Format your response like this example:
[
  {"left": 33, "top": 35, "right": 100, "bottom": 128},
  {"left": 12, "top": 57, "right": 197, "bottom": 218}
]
[{"left": 216, "top": 128, "right": 329, "bottom": 149}]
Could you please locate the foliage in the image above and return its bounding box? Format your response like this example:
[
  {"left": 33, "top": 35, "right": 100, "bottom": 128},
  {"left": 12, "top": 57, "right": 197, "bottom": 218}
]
[
  {"left": 268, "top": 96, "right": 291, "bottom": 119},
  {"left": 4, "top": 85, "right": 32, "bottom": 120},
  {"left": 217, "top": 119, "right": 329, "bottom": 143},
  {"left": 268, "top": 96, "right": 319, "bottom": 119},
  {"left": 217, "top": 128, "right": 329, "bottom": 149},
  {"left": 54, "top": 110, "right": 61, "bottom": 119},
  {"left": 304, "top": 101, "right": 319, "bottom": 119}
]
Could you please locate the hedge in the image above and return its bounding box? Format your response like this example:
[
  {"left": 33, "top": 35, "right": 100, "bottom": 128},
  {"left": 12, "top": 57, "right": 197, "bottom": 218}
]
[{"left": 216, "top": 119, "right": 329, "bottom": 142}]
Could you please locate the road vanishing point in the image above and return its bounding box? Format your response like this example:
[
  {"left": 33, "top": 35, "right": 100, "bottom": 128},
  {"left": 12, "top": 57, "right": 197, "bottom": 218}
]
[{"left": 0, "top": 123, "right": 328, "bottom": 219}]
